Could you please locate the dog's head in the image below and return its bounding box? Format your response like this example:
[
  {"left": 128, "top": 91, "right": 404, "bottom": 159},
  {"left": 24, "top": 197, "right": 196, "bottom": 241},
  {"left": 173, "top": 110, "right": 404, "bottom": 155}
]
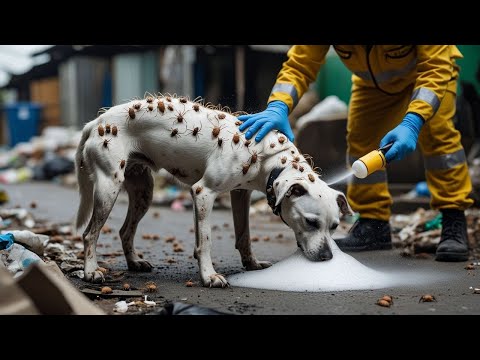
[{"left": 273, "top": 174, "right": 353, "bottom": 261}]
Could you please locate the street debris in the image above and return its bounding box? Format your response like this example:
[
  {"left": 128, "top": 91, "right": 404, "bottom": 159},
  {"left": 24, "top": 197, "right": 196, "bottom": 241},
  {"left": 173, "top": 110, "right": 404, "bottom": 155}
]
[
  {"left": 114, "top": 300, "right": 129, "bottom": 313},
  {"left": 419, "top": 294, "right": 437, "bottom": 303},
  {"left": 391, "top": 208, "right": 480, "bottom": 258},
  {"left": 469, "top": 287, "right": 480, "bottom": 294}
]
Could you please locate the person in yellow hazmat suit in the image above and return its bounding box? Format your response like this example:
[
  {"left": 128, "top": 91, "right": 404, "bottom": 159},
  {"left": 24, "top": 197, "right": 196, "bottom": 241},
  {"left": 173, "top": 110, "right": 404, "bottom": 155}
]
[{"left": 239, "top": 45, "right": 473, "bottom": 262}]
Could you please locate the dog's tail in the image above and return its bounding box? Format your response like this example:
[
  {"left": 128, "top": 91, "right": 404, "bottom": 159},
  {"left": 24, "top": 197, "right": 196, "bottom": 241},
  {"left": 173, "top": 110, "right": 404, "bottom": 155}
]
[{"left": 74, "top": 121, "right": 96, "bottom": 232}]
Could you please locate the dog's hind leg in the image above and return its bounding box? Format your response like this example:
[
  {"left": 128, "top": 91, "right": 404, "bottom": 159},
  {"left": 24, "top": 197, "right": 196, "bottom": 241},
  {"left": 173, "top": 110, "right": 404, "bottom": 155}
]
[
  {"left": 83, "top": 172, "right": 122, "bottom": 283},
  {"left": 191, "top": 182, "right": 228, "bottom": 288},
  {"left": 230, "top": 189, "right": 272, "bottom": 271},
  {"left": 119, "top": 164, "right": 154, "bottom": 272}
]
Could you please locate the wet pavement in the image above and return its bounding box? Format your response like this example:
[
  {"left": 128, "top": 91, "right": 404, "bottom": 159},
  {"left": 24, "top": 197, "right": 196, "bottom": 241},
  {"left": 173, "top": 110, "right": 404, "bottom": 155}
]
[{"left": 4, "top": 182, "right": 480, "bottom": 315}]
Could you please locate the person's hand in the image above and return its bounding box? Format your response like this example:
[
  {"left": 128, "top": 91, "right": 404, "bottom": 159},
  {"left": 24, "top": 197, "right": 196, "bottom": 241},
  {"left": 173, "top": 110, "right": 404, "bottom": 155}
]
[
  {"left": 380, "top": 113, "right": 424, "bottom": 162},
  {"left": 238, "top": 101, "right": 294, "bottom": 142}
]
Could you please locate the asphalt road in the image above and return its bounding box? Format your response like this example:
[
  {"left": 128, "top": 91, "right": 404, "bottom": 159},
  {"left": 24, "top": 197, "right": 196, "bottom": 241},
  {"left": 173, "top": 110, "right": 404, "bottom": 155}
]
[{"left": 3, "top": 182, "right": 480, "bottom": 315}]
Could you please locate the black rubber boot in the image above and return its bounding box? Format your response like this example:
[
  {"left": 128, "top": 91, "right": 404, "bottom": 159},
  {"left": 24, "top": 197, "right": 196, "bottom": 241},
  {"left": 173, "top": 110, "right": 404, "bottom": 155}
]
[
  {"left": 335, "top": 218, "right": 392, "bottom": 251},
  {"left": 435, "top": 209, "right": 469, "bottom": 262}
]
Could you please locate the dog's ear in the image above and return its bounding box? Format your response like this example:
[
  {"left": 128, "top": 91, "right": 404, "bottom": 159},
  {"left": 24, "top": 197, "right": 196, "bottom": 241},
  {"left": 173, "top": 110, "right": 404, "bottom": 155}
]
[
  {"left": 274, "top": 181, "right": 307, "bottom": 207},
  {"left": 335, "top": 190, "right": 354, "bottom": 216}
]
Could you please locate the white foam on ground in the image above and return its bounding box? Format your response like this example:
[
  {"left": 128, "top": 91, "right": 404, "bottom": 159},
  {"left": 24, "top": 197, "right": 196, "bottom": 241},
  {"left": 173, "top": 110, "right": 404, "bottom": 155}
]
[{"left": 228, "top": 239, "right": 446, "bottom": 292}]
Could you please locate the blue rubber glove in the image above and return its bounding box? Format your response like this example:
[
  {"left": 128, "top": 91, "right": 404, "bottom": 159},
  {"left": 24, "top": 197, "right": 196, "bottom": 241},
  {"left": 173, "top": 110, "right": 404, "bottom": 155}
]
[
  {"left": 238, "top": 101, "right": 294, "bottom": 142},
  {"left": 380, "top": 113, "right": 424, "bottom": 162}
]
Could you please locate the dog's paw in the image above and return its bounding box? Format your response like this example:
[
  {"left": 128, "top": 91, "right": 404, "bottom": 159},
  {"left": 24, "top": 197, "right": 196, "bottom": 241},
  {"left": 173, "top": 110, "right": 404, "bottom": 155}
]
[
  {"left": 127, "top": 259, "right": 153, "bottom": 272},
  {"left": 84, "top": 270, "right": 105, "bottom": 283},
  {"left": 245, "top": 260, "right": 272, "bottom": 271},
  {"left": 203, "top": 273, "right": 230, "bottom": 288}
]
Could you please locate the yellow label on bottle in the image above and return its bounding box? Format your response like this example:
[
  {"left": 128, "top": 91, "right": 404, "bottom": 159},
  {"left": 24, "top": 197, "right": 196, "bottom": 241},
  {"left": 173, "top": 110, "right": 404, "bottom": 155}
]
[{"left": 359, "top": 150, "right": 386, "bottom": 176}]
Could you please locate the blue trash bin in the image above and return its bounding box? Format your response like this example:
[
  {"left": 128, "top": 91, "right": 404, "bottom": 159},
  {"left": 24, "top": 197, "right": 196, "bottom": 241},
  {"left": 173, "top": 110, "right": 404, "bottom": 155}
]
[{"left": 4, "top": 102, "right": 42, "bottom": 147}]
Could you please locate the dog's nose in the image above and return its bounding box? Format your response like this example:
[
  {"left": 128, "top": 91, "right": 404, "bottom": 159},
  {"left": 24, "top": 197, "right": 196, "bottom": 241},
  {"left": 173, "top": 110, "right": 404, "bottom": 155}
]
[{"left": 317, "top": 247, "right": 333, "bottom": 261}]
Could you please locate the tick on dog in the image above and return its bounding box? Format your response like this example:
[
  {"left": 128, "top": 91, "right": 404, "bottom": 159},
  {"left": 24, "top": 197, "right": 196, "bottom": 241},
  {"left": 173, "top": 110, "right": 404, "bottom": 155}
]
[
  {"left": 278, "top": 136, "right": 286, "bottom": 144},
  {"left": 193, "top": 103, "right": 200, "bottom": 112},
  {"left": 167, "top": 104, "right": 174, "bottom": 112},
  {"left": 128, "top": 107, "right": 136, "bottom": 119},
  {"left": 232, "top": 132, "right": 240, "bottom": 144},
  {"left": 242, "top": 162, "right": 250, "bottom": 175},
  {"left": 244, "top": 139, "right": 251, "bottom": 147},
  {"left": 281, "top": 156, "right": 287, "bottom": 164},
  {"left": 179, "top": 97, "right": 188, "bottom": 103},
  {"left": 166, "top": 96, "right": 172, "bottom": 102},
  {"left": 308, "top": 173, "right": 315, "bottom": 182},
  {"left": 235, "top": 120, "right": 242, "bottom": 126},
  {"left": 147, "top": 104, "right": 154, "bottom": 112},
  {"left": 133, "top": 102, "right": 142, "bottom": 111},
  {"left": 120, "top": 159, "right": 126, "bottom": 169},
  {"left": 212, "top": 126, "right": 223, "bottom": 138},
  {"left": 101, "top": 138, "right": 113, "bottom": 149},
  {"left": 299, "top": 166, "right": 304, "bottom": 172},
  {"left": 270, "top": 142, "right": 276, "bottom": 148},
  {"left": 98, "top": 125, "right": 105, "bottom": 136},
  {"left": 195, "top": 186, "right": 203, "bottom": 194},
  {"left": 157, "top": 101, "right": 165, "bottom": 113},
  {"left": 217, "top": 113, "right": 226, "bottom": 120},
  {"left": 105, "top": 124, "right": 111, "bottom": 134},
  {"left": 112, "top": 125, "right": 118, "bottom": 136},
  {"left": 146, "top": 96, "right": 154, "bottom": 103}
]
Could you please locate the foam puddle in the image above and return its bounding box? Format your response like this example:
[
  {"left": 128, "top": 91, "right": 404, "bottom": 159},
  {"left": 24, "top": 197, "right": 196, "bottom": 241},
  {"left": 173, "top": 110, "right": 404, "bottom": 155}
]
[{"left": 228, "top": 239, "right": 446, "bottom": 292}]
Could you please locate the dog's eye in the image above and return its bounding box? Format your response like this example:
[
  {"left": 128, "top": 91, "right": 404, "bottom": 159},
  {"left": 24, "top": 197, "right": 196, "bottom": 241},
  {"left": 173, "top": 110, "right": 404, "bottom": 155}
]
[
  {"left": 305, "top": 218, "right": 320, "bottom": 229},
  {"left": 330, "top": 223, "right": 339, "bottom": 231}
]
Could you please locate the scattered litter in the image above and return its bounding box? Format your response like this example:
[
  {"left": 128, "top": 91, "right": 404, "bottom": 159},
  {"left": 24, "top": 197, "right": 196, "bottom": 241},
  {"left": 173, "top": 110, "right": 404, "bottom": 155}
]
[
  {"left": 469, "top": 286, "right": 480, "bottom": 294},
  {"left": 0, "top": 208, "right": 35, "bottom": 228},
  {"left": 1, "top": 235, "right": 42, "bottom": 277},
  {"left": 69, "top": 270, "right": 84, "bottom": 279},
  {"left": 2, "top": 230, "right": 49, "bottom": 256},
  {"left": 144, "top": 295, "right": 156, "bottom": 306},
  {"left": 180, "top": 297, "right": 187, "bottom": 301},
  {"left": 114, "top": 301, "right": 129, "bottom": 313}
]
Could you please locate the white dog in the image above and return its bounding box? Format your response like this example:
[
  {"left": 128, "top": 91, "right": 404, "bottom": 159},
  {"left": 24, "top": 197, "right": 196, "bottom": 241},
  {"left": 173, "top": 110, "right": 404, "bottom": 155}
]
[{"left": 75, "top": 94, "right": 353, "bottom": 288}]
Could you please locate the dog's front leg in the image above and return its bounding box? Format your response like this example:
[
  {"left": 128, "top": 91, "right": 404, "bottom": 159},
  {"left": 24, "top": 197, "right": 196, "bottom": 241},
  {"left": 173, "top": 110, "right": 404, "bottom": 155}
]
[
  {"left": 191, "top": 183, "right": 228, "bottom": 288},
  {"left": 231, "top": 189, "right": 272, "bottom": 271}
]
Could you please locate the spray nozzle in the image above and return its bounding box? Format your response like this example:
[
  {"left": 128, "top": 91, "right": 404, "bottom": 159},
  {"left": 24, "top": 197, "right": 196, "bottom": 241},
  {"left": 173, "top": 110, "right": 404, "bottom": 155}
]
[{"left": 351, "top": 142, "right": 393, "bottom": 179}]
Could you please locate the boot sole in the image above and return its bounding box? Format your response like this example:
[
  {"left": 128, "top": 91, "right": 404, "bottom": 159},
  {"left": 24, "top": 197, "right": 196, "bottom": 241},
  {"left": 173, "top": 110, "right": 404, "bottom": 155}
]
[
  {"left": 338, "top": 243, "right": 393, "bottom": 252},
  {"left": 435, "top": 251, "right": 469, "bottom": 262}
]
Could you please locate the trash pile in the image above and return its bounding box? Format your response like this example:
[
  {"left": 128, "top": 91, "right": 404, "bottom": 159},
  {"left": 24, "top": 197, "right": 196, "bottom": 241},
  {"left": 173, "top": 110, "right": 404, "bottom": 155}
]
[
  {"left": 0, "top": 126, "right": 80, "bottom": 185},
  {"left": 391, "top": 207, "right": 480, "bottom": 259}
]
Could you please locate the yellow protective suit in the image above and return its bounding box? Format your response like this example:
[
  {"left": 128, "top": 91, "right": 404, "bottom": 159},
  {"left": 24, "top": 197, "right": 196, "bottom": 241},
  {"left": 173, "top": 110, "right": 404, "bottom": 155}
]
[{"left": 268, "top": 45, "right": 473, "bottom": 221}]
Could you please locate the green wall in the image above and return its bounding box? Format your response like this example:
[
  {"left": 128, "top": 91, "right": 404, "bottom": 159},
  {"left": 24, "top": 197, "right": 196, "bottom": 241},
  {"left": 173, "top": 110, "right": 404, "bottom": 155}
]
[
  {"left": 314, "top": 45, "right": 480, "bottom": 104},
  {"left": 456, "top": 45, "right": 480, "bottom": 94}
]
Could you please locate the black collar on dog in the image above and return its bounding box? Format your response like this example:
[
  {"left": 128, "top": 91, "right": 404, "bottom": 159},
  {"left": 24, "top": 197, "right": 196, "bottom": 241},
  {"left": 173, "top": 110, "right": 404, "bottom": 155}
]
[{"left": 266, "top": 167, "right": 285, "bottom": 218}]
